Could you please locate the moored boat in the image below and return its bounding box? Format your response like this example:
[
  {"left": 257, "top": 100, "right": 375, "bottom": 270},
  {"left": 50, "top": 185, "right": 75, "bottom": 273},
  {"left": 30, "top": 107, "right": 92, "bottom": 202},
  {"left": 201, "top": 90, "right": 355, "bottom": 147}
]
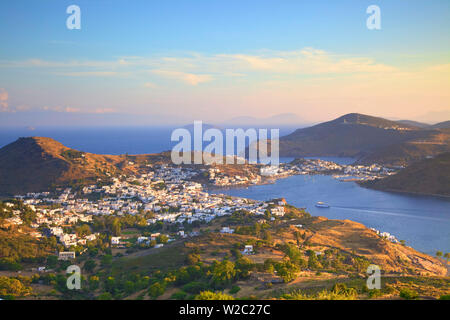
[{"left": 315, "top": 201, "right": 330, "bottom": 208}]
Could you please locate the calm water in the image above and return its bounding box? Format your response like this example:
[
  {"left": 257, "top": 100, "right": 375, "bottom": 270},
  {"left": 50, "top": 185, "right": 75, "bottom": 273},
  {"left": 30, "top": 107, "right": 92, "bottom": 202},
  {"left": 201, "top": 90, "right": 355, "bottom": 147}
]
[
  {"left": 0, "top": 126, "right": 297, "bottom": 156},
  {"left": 210, "top": 174, "right": 450, "bottom": 255},
  {"left": 0, "top": 127, "right": 176, "bottom": 155}
]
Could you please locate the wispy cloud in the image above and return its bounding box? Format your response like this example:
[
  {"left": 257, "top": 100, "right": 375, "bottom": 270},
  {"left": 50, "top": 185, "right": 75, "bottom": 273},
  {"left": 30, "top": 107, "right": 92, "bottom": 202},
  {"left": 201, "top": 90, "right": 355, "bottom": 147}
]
[
  {"left": 0, "top": 48, "right": 398, "bottom": 82},
  {"left": 41, "top": 106, "right": 115, "bottom": 114},
  {"left": 219, "top": 48, "right": 397, "bottom": 74},
  {"left": 0, "top": 88, "right": 9, "bottom": 112},
  {"left": 1, "top": 48, "right": 448, "bottom": 122},
  {"left": 54, "top": 71, "right": 118, "bottom": 77},
  {"left": 151, "top": 70, "right": 213, "bottom": 85},
  {"left": 143, "top": 82, "right": 157, "bottom": 88}
]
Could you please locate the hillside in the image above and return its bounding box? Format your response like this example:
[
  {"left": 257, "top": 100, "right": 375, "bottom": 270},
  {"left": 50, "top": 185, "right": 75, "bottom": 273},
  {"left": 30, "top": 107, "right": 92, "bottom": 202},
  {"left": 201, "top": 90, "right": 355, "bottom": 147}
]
[
  {"left": 362, "top": 152, "right": 450, "bottom": 196},
  {"left": 431, "top": 121, "right": 450, "bottom": 129},
  {"left": 105, "top": 206, "right": 448, "bottom": 300},
  {"left": 277, "top": 113, "right": 450, "bottom": 165},
  {"left": 0, "top": 137, "right": 260, "bottom": 196},
  {"left": 0, "top": 137, "right": 173, "bottom": 196},
  {"left": 397, "top": 120, "right": 431, "bottom": 128}
]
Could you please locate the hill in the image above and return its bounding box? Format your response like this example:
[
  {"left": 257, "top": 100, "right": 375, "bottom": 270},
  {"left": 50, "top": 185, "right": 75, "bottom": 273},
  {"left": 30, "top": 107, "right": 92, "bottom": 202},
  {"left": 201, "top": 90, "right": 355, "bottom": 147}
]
[
  {"left": 277, "top": 113, "right": 450, "bottom": 165},
  {"left": 0, "top": 137, "right": 259, "bottom": 196},
  {"left": 431, "top": 121, "right": 450, "bottom": 129},
  {"left": 106, "top": 206, "right": 448, "bottom": 300},
  {"left": 0, "top": 137, "right": 172, "bottom": 196},
  {"left": 362, "top": 152, "right": 450, "bottom": 196},
  {"left": 397, "top": 120, "right": 431, "bottom": 128}
]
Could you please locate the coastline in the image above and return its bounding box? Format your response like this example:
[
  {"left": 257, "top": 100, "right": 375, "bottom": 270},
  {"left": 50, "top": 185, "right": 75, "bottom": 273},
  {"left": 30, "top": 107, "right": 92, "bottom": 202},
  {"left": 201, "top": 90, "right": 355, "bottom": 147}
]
[{"left": 358, "top": 183, "right": 450, "bottom": 199}]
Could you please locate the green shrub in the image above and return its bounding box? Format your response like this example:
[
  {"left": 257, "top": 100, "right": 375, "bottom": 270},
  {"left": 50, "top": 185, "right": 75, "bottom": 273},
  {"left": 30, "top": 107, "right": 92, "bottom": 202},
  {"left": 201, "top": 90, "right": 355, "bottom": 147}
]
[
  {"left": 399, "top": 288, "right": 418, "bottom": 300},
  {"left": 229, "top": 285, "right": 241, "bottom": 294},
  {"left": 171, "top": 291, "right": 187, "bottom": 300},
  {"left": 195, "top": 291, "right": 234, "bottom": 300}
]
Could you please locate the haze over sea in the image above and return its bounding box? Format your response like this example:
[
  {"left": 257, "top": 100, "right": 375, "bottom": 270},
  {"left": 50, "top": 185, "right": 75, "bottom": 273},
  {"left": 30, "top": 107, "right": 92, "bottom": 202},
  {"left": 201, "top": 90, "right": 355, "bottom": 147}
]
[{"left": 1, "top": 127, "right": 449, "bottom": 255}]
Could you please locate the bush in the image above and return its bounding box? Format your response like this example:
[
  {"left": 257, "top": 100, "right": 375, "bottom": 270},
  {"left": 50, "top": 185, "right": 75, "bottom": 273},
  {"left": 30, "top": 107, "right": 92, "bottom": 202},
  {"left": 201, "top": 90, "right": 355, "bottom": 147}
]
[
  {"left": 368, "top": 289, "right": 383, "bottom": 299},
  {"left": 399, "top": 288, "right": 418, "bottom": 300},
  {"left": 97, "top": 292, "right": 113, "bottom": 300},
  {"left": 0, "top": 258, "right": 22, "bottom": 271},
  {"left": 183, "top": 281, "right": 209, "bottom": 294},
  {"left": 229, "top": 285, "right": 241, "bottom": 294},
  {"left": 195, "top": 291, "right": 234, "bottom": 300},
  {"left": 186, "top": 253, "right": 201, "bottom": 265},
  {"left": 170, "top": 291, "right": 187, "bottom": 300},
  {"left": 148, "top": 282, "right": 166, "bottom": 298}
]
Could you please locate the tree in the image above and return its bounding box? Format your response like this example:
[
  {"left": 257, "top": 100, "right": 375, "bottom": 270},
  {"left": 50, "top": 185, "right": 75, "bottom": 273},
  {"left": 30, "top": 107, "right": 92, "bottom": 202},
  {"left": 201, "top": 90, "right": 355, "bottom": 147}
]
[
  {"left": 235, "top": 257, "right": 255, "bottom": 279},
  {"left": 400, "top": 288, "right": 418, "bottom": 300},
  {"left": 0, "top": 276, "right": 32, "bottom": 297},
  {"left": 195, "top": 291, "right": 234, "bottom": 300},
  {"left": 263, "top": 230, "right": 272, "bottom": 243},
  {"left": 275, "top": 260, "right": 299, "bottom": 283},
  {"left": 157, "top": 234, "right": 169, "bottom": 244},
  {"left": 149, "top": 282, "right": 165, "bottom": 298},
  {"left": 264, "top": 259, "right": 275, "bottom": 274},
  {"left": 111, "top": 218, "right": 121, "bottom": 236},
  {"left": 186, "top": 253, "right": 201, "bottom": 265},
  {"left": 294, "top": 231, "right": 302, "bottom": 246},
  {"left": 46, "top": 255, "right": 58, "bottom": 269},
  {"left": 211, "top": 260, "right": 236, "bottom": 286},
  {"left": 83, "top": 260, "right": 97, "bottom": 273},
  {"left": 436, "top": 251, "right": 443, "bottom": 258},
  {"left": 75, "top": 224, "right": 91, "bottom": 237},
  {"left": 307, "top": 251, "right": 322, "bottom": 270},
  {"left": 444, "top": 252, "right": 450, "bottom": 263}
]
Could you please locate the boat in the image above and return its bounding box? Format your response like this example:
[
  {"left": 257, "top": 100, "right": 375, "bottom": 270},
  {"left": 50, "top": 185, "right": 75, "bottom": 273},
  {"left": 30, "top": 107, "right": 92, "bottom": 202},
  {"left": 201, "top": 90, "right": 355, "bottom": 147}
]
[{"left": 315, "top": 201, "right": 330, "bottom": 208}]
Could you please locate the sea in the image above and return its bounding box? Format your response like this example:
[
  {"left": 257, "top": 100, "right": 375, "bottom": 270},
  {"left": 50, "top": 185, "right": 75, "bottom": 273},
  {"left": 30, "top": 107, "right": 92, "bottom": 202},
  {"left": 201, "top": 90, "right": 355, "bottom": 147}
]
[{"left": 1, "top": 127, "right": 449, "bottom": 255}]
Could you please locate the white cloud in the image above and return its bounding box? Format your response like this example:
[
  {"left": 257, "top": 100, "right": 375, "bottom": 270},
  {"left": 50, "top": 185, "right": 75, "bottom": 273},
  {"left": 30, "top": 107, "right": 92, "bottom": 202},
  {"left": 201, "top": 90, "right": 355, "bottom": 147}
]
[
  {"left": 143, "top": 82, "right": 157, "bottom": 88},
  {"left": 0, "top": 48, "right": 397, "bottom": 82},
  {"left": 0, "top": 88, "right": 9, "bottom": 112},
  {"left": 41, "top": 106, "right": 115, "bottom": 114},
  {"left": 55, "top": 71, "right": 118, "bottom": 77},
  {"left": 152, "top": 70, "right": 213, "bottom": 85},
  {"left": 220, "top": 48, "right": 396, "bottom": 74}
]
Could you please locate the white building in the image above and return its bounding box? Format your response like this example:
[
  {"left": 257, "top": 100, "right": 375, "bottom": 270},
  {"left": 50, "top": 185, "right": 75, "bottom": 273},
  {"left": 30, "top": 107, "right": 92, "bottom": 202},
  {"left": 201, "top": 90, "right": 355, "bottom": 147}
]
[
  {"left": 58, "top": 252, "right": 75, "bottom": 260},
  {"left": 242, "top": 245, "right": 254, "bottom": 255},
  {"left": 220, "top": 226, "right": 234, "bottom": 234},
  {"left": 111, "top": 236, "right": 121, "bottom": 245}
]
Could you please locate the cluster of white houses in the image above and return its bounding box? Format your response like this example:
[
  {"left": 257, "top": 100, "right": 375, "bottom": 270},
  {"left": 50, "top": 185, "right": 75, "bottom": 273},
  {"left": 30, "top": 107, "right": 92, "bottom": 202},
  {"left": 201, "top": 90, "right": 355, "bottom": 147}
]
[
  {"left": 9, "top": 165, "right": 289, "bottom": 259},
  {"left": 208, "top": 167, "right": 262, "bottom": 186},
  {"left": 369, "top": 227, "right": 400, "bottom": 244},
  {"left": 285, "top": 158, "right": 399, "bottom": 181}
]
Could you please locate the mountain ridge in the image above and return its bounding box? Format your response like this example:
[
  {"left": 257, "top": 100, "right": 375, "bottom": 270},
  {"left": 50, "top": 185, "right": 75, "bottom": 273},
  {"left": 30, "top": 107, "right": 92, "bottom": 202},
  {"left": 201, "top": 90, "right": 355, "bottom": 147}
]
[
  {"left": 0, "top": 137, "right": 171, "bottom": 196},
  {"left": 277, "top": 113, "right": 450, "bottom": 165}
]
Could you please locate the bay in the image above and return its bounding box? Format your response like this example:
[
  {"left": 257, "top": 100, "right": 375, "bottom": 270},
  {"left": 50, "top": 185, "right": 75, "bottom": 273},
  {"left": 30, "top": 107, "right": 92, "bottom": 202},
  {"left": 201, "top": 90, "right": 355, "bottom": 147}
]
[{"left": 210, "top": 174, "right": 450, "bottom": 255}]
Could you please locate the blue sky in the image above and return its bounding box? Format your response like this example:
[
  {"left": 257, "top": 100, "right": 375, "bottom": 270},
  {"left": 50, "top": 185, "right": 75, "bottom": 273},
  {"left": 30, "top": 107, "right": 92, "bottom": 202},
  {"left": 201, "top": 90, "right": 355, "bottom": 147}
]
[{"left": 0, "top": 0, "right": 449, "bottom": 126}]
